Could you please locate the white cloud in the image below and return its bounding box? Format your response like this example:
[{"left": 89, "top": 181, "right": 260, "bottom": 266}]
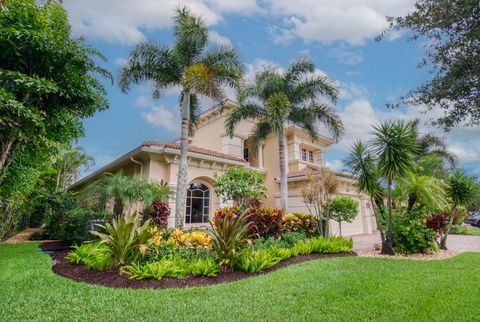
[
  {"left": 326, "top": 159, "right": 344, "bottom": 171},
  {"left": 114, "top": 57, "right": 128, "bottom": 67},
  {"left": 142, "top": 105, "right": 178, "bottom": 131},
  {"left": 134, "top": 95, "right": 152, "bottom": 108},
  {"left": 268, "top": 0, "right": 416, "bottom": 45},
  {"left": 64, "top": 0, "right": 259, "bottom": 45},
  {"left": 209, "top": 30, "right": 232, "bottom": 46}
]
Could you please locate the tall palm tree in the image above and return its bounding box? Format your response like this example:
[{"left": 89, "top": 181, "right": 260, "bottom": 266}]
[
  {"left": 371, "top": 121, "right": 418, "bottom": 255},
  {"left": 119, "top": 7, "right": 244, "bottom": 228},
  {"left": 441, "top": 169, "right": 478, "bottom": 249},
  {"left": 344, "top": 140, "right": 387, "bottom": 249},
  {"left": 225, "top": 58, "right": 343, "bottom": 212},
  {"left": 55, "top": 147, "right": 94, "bottom": 193}
]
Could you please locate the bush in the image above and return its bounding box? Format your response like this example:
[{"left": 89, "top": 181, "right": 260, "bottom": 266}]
[
  {"left": 282, "top": 213, "right": 318, "bottom": 237},
  {"left": 281, "top": 232, "right": 307, "bottom": 247},
  {"left": 235, "top": 248, "right": 283, "bottom": 273},
  {"left": 392, "top": 211, "right": 437, "bottom": 254},
  {"left": 426, "top": 213, "right": 448, "bottom": 234},
  {"left": 91, "top": 212, "right": 152, "bottom": 268},
  {"left": 66, "top": 243, "right": 113, "bottom": 271},
  {"left": 143, "top": 244, "right": 216, "bottom": 264},
  {"left": 291, "top": 236, "right": 353, "bottom": 256},
  {"left": 145, "top": 201, "right": 170, "bottom": 229},
  {"left": 209, "top": 210, "right": 252, "bottom": 268},
  {"left": 247, "top": 205, "right": 283, "bottom": 238},
  {"left": 190, "top": 258, "right": 220, "bottom": 277},
  {"left": 449, "top": 224, "right": 471, "bottom": 235},
  {"left": 52, "top": 208, "right": 113, "bottom": 244},
  {"left": 125, "top": 259, "right": 189, "bottom": 280}
]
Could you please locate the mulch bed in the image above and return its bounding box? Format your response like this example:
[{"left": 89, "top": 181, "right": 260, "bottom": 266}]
[
  {"left": 49, "top": 249, "right": 356, "bottom": 290},
  {"left": 40, "top": 241, "right": 72, "bottom": 252}
]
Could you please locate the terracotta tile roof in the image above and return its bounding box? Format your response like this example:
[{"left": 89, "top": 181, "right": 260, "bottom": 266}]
[
  {"left": 142, "top": 141, "right": 248, "bottom": 163},
  {"left": 287, "top": 165, "right": 321, "bottom": 178}
]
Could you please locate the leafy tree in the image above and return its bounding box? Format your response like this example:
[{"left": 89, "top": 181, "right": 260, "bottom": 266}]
[
  {"left": 384, "top": 0, "right": 480, "bottom": 130},
  {"left": 119, "top": 7, "right": 244, "bottom": 228},
  {"left": 213, "top": 167, "right": 266, "bottom": 209},
  {"left": 330, "top": 196, "right": 359, "bottom": 236},
  {"left": 441, "top": 169, "right": 478, "bottom": 249},
  {"left": 226, "top": 58, "right": 343, "bottom": 212},
  {"left": 301, "top": 168, "right": 339, "bottom": 237},
  {"left": 0, "top": 0, "right": 110, "bottom": 239}
]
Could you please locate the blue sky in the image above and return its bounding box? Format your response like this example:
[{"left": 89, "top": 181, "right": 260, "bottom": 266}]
[{"left": 63, "top": 0, "right": 480, "bottom": 176}]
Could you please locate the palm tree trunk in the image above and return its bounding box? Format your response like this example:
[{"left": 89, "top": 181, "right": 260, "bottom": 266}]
[
  {"left": 407, "top": 193, "right": 416, "bottom": 213},
  {"left": 175, "top": 92, "right": 190, "bottom": 229},
  {"left": 440, "top": 205, "right": 456, "bottom": 250},
  {"left": 382, "top": 182, "right": 395, "bottom": 255},
  {"left": 278, "top": 127, "right": 288, "bottom": 213},
  {"left": 370, "top": 197, "right": 386, "bottom": 245},
  {"left": 339, "top": 221, "right": 342, "bottom": 236}
]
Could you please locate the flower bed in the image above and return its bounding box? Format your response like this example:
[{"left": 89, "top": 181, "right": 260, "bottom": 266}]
[{"left": 59, "top": 207, "right": 354, "bottom": 288}]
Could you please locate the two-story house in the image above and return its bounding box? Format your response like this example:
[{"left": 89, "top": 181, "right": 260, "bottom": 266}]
[{"left": 70, "top": 100, "right": 377, "bottom": 236}]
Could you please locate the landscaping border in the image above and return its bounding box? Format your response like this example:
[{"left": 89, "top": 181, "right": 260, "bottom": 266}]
[{"left": 48, "top": 247, "right": 356, "bottom": 290}]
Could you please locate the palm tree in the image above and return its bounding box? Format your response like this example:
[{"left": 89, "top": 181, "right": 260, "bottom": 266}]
[
  {"left": 371, "top": 121, "right": 418, "bottom": 255},
  {"left": 225, "top": 58, "right": 343, "bottom": 212},
  {"left": 412, "top": 120, "right": 456, "bottom": 166},
  {"left": 344, "top": 140, "right": 387, "bottom": 249},
  {"left": 55, "top": 147, "right": 94, "bottom": 193},
  {"left": 119, "top": 7, "right": 244, "bottom": 228},
  {"left": 441, "top": 169, "right": 478, "bottom": 249},
  {"left": 394, "top": 174, "right": 446, "bottom": 212}
]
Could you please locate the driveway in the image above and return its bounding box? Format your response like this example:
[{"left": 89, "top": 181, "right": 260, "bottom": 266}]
[{"left": 352, "top": 232, "right": 480, "bottom": 253}]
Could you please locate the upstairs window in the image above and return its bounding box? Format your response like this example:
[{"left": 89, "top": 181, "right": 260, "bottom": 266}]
[
  {"left": 301, "top": 148, "right": 307, "bottom": 161},
  {"left": 309, "top": 151, "right": 314, "bottom": 163}
]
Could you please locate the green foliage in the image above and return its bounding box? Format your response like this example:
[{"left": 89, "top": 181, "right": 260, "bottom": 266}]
[
  {"left": 143, "top": 244, "right": 215, "bottom": 264},
  {"left": 125, "top": 259, "right": 189, "bottom": 280},
  {"left": 0, "top": 0, "right": 110, "bottom": 239},
  {"left": 209, "top": 211, "right": 252, "bottom": 268},
  {"left": 330, "top": 196, "right": 359, "bottom": 235},
  {"left": 292, "top": 236, "right": 353, "bottom": 256},
  {"left": 386, "top": 0, "right": 480, "bottom": 130},
  {"left": 446, "top": 170, "right": 478, "bottom": 208},
  {"left": 391, "top": 210, "right": 437, "bottom": 254},
  {"left": 213, "top": 167, "right": 266, "bottom": 208},
  {"left": 281, "top": 232, "right": 307, "bottom": 246},
  {"left": 66, "top": 243, "right": 113, "bottom": 271},
  {"left": 236, "top": 248, "right": 283, "bottom": 273},
  {"left": 449, "top": 224, "right": 471, "bottom": 235},
  {"left": 189, "top": 258, "right": 220, "bottom": 277},
  {"left": 90, "top": 212, "right": 152, "bottom": 267},
  {"left": 281, "top": 213, "right": 318, "bottom": 237}
]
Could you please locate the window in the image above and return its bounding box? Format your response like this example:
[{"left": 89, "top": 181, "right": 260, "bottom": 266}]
[
  {"left": 309, "top": 150, "right": 314, "bottom": 163},
  {"left": 185, "top": 182, "right": 210, "bottom": 224},
  {"left": 243, "top": 147, "right": 249, "bottom": 162},
  {"left": 301, "top": 148, "right": 307, "bottom": 161}
]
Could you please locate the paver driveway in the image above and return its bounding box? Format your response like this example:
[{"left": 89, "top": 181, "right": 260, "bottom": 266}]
[{"left": 352, "top": 232, "right": 480, "bottom": 252}]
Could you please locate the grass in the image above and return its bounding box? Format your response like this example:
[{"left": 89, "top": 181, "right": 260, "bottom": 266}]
[
  {"left": 464, "top": 227, "right": 480, "bottom": 236},
  {"left": 1, "top": 243, "right": 479, "bottom": 321}
]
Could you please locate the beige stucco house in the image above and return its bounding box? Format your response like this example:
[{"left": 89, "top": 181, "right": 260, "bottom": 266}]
[{"left": 71, "top": 100, "right": 376, "bottom": 236}]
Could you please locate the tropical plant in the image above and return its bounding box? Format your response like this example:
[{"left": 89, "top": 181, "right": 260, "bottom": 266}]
[
  {"left": 235, "top": 248, "right": 283, "bottom": 273},
  {"left": 246, "top": 205, "right": 283, "bottom": 238},
  {"left": 300, "top": 168, "right": 339, "bottom": 237},
  {"left": 330, "top": 196, "right": 359, "bottom": 236},
  {"left": 281, "top": 213, "right": 318, "bottom": 237},
  {"left": 125, "top": 259, "right": 189, "bottom": 280},
  {"left": 344, "top": 140, "right": 386, "bottom": 247},
  {"left": 190, "top": 258, "right": 220, "bottom": 277},
  {"left": 66, "top": 242, "right": 113, "bottom": 271},
  {"left": 391, "top": 209, "right": 437, "bottom": 254},
  {"left": 90, "top": 212, "right": 152, "bottom": 269},
  {"left": 119, "top": 7, "right": 244, "bottom": 228},
  {"left": 441, "top": 170, "right": 478, "bottom": 249},
  {"left": 226, "top": 58, "right": 343, "bottom": 212},
  {"left": 213, "top": 167, "right": 266, "bottom": 209},
  {"left": 393, "top": 174, "right": 447, "bottom": 212},
  {"left": 208, "top": 210, "right": 252, "bottom": 269},
  {"left": 55, "top": 147, "right": 94, "bottom": 193},
  {"left": 145, "top": 201, "right": 170, "bottom": 230},
  {"left": 370, "top": 121, "right": 418, "bottom": 255}
]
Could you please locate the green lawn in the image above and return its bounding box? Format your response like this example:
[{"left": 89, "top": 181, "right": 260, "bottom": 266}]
[
  {"left": 1, "top": 243, "right": 479, "bottom": 321},
  {"left": 465, "top": 227, "right": 480, "bottom": 236}
]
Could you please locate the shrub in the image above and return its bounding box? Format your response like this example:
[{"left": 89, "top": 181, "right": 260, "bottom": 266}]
[
  {"left": 392, "top": 211, "right": 437, "bottom": 254},
  {"left": 426, "top": 213, "right": 448, "bottom": 234},
  {"left": 281, "top": 232, "right": 307, "bottom": 247},
  {"left": 235, "top": 248, "right": 283, "bottom": 273},
  {"left": 190, "top": 258, "right": 220, "bottom": 277},
  {"left": 66, "top": 243, "right": 113, "bottom": 271},
  {"left": 53, "top": 208, "right": 113, "bottom": 244},
  {"left": 291, "top": 236, "right": 353, "bottom": 256},
  {"left": 145, "top": 201, "right": 170, "bottom": 229},
  {"left": 125, "top": 259, "right": 188, "bottom": 280},
  {"left": 282, "top": 213, "right": 318, "bottom": 237},
  {"left": 143, "top": 244, "right": 216, "bottom": 264},
  {"left": 209, "top": 210, "right": 252, "bottom": 268},
  {"left": 149, "top": 227, "right": 211, "bottom": 249},
  {"left": 247, "top": 206, "right": 283, "bottom": 238},
  {"left": 449, "top": 224, "right": 471, "bottom": 235},
  {"left": 90, "top": 212, "right": 152, "bottom": 268},
  {"left": 330, "top": 196, "right": 359, "bottom": 236}
]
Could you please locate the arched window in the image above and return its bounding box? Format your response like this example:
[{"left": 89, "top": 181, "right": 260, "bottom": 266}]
[{"left": 186, "top": 182, "right": 210, "bottom": 224}]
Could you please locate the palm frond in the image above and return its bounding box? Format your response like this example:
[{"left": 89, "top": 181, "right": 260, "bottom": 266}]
[
  {"left": 224, "top": 102, "right": 263, "bottom": 138},
  {"left": 249, "top": 121, "right": 272, "bottom": 157},
  {"left": 173, "top": 6, "right": 208, "bottom": 66},
  {"left": 284, "top": 57, "right": 316, "bottom": 84},
  {"left": 288, "top": 74, "right": 339, "bottom": 104}
]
